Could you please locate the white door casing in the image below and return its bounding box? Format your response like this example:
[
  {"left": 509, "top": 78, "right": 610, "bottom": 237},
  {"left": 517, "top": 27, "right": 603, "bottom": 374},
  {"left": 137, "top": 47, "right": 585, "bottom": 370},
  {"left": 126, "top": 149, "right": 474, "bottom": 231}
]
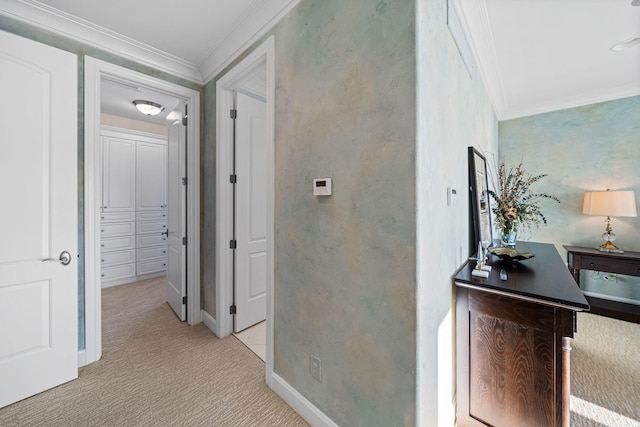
[
  {"left": 84, "top": 57, "right": 200, "bottom": 366},
  {"left": 234, "top": 91, "right": 268, "bottom": 332},
  {"left": 0, "top": 30, "right": 78, "bottom": 407},
  {"left": 166, "top": 112, "right": 187, "bottom": 321},
  {"left": 215, "top": 36, "right": 274, "bottom": 387}
]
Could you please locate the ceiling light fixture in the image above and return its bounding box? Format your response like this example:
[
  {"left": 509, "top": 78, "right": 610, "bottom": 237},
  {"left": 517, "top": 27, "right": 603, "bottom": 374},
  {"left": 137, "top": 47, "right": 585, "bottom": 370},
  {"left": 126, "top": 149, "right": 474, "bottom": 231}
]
[
  {"left": 610, "top": 36, "right": 640, "bottom": 51},
  {"left": 133, "top": 100, "right": 165, "bottom": 116},
  {"left": 632, "top": 0, "right": 640, "bottom": 6}
]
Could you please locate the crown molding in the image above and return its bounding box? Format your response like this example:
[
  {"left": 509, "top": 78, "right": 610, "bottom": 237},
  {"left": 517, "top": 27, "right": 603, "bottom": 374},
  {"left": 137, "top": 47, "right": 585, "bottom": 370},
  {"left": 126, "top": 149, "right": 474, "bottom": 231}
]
[
  {"left": 500, "top": 86, "right": 640, "bottom": 121},
  {"left": 200, "top": 0, "right": 302, "bottom": 83},
  {"left": 0, "top": 0, "right": 204, "bottom": 83},
  {"left": 456, "top": 0, "right": 507, "bottom": 119}
]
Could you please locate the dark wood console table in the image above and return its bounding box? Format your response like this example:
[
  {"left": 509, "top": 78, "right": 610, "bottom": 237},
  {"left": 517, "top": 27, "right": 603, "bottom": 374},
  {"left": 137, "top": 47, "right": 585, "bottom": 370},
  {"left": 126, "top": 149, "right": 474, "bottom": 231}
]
[
  {"left": 563, "top": 245, "right": 640, "bottom": 324},
  {"left": 455, "top": 242, "right": 589, "bottom": 427}
]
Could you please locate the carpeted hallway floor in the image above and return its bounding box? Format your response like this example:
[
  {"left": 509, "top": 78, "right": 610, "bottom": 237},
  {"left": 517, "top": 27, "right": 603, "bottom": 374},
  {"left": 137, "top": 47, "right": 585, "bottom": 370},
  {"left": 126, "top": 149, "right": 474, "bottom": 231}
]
[
  {"left": 0, "top": 277, "right": 309, "bottom": 427},
  {"left": 1, "top": 277, "right": 638, "bottom": 426}
]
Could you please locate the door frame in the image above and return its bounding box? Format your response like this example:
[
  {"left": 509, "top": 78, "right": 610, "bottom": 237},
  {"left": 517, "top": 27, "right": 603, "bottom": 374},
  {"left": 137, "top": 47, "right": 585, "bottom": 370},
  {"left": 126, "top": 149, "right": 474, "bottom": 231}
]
[
  {"left": 215, "top": 36, "right": 275, "bottom": 381},
  {"left": 83, "top": 56, "right": 201, "bottom": 366}
]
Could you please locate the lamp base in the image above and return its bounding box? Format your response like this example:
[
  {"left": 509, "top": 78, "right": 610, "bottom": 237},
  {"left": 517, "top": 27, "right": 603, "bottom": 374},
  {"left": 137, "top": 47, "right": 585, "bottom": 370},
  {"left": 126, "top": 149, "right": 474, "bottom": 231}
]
[{"left": 597, "top": 241, "right": 624, "bottom": 253}]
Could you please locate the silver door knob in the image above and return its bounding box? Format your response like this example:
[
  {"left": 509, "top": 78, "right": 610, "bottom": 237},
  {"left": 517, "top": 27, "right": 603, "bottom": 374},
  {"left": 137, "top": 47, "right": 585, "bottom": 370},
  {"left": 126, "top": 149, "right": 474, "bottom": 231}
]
[{"left": 43, "top": 251, "right": 72, "bottom": 266}]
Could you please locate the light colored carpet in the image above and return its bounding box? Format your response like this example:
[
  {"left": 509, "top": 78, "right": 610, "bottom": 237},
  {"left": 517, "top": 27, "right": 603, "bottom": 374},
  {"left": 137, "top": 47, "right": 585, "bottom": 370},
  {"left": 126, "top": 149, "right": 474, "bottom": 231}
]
[
  {"left": 571, "top": 312, "right": 640, "bottom": 427},
  {"left": 0, "top": 277, "right": 309, "bottom": 427}
]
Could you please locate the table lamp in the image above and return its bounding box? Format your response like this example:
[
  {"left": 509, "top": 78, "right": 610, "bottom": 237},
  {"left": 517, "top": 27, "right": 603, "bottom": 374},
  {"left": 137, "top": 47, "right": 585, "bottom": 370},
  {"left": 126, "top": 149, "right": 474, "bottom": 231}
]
[{"left": 582, "top": 189, "right": 637, "bottom": 253}]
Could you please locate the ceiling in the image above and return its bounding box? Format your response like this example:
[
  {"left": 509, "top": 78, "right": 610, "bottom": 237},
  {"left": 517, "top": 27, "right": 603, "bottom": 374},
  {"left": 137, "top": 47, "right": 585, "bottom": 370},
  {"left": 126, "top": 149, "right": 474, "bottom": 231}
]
[
  {"left": 458, "top": 0, "right": 640, "bottom": 119},
  {"left": 1, "top": 0, "right": 638, "bottom": 120}
]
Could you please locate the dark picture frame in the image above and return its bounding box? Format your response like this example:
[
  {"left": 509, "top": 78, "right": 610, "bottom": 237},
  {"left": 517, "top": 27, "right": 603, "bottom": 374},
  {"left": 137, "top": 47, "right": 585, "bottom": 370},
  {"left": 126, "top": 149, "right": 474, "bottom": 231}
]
[{"left": 468, "top": 147, "right": 493, "bottom": 255}]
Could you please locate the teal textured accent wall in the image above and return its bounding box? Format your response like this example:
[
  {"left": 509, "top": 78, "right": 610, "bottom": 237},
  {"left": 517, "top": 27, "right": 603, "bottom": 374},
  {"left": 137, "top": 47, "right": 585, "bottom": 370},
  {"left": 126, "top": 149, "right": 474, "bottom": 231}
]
[
  {"left": 499, "top": 96, "right": 640, "bottom": 302},
  {"left": 271, "top": 1, "right": 416, "bottom": 425}
]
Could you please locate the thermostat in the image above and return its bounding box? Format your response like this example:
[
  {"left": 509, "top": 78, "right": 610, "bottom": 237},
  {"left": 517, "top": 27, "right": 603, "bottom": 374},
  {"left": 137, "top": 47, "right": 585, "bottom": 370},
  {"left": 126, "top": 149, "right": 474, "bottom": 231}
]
[{"left": 313, "top": 178, "right": 332, "bottom": 196}]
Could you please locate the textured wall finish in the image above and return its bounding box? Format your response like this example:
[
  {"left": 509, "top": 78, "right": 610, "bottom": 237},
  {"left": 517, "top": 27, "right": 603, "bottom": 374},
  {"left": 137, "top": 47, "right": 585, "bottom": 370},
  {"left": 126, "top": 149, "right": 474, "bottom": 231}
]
[
  {"left": 271, "top": 1, "right": 416, "bottom": 425},
  {"left": 499, "top": 96, "right": 640, "bottom": 302}
]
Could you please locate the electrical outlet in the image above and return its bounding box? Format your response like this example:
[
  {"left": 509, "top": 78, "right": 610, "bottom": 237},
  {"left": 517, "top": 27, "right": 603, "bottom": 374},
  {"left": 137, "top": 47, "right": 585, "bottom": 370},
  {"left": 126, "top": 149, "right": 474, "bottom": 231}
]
[{"left": 310, "top": 355, "right": 321, "bottom": 382}]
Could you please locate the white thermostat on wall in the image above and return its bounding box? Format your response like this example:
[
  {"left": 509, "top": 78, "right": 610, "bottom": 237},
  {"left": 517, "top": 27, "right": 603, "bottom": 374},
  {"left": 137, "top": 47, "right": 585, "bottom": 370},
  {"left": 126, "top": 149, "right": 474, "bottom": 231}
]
[{"left": 313, "top": 178, "right": 332, "bottom": 196}]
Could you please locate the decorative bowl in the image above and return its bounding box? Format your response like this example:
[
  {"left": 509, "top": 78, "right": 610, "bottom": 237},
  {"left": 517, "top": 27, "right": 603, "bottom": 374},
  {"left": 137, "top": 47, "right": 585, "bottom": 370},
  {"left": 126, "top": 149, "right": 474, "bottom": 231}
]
[{"left": 488, "top": 247, "right": 534, "bottom": 261}]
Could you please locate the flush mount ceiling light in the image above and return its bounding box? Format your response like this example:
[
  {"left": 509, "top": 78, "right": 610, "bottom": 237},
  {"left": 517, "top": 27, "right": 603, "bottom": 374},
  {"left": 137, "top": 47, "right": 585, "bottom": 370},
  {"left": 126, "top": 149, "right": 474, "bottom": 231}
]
[
  {"left": 133, "top": 100, "right": 165, "bottom": 116},
  {"left": 610, "top": 36, "right": 640, "bottom": 51}
]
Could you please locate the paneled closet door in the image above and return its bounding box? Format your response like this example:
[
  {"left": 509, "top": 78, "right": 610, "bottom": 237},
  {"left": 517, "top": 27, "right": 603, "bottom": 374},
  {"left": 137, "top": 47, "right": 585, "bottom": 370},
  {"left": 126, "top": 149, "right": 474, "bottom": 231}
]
[
  {"left": 136, "top": 141, "right": 167, "bottom": 211},
  {"left": 102, "top": 136, "right": 136, "bottom": 212}
]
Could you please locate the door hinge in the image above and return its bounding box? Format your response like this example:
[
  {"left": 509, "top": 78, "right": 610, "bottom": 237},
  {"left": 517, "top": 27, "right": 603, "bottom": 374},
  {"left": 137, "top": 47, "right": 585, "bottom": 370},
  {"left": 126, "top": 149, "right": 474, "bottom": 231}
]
[
  {"left": 229, "top": 240, "right": 237, "bottom": 249},
  {"left": 182, "top": 115, "right": 188, "bottom": 126},
  {"left": 230, "top": 305, "right": 237, "bottom": 315},
  {"left": 182, "top": 296, "right": 187, "bottom": 305},
  {"left": 230, "top": 109, "right": 237, "bottom": 119},
  {"left": 229, "top": 174, "right": 237, "bottom": 184},
  {"left": 182, "top": 237, "right": 188, "bottom": 246},
  {"left": 182, "top": 177, "right": 187, "bottom": 186}
]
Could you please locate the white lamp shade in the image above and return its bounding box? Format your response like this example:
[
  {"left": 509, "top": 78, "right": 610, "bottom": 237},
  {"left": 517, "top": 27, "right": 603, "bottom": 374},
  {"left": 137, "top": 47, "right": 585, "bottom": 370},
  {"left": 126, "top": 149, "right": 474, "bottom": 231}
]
[{"left": 583, "top": 190, "right": 637, "bottom": 217}]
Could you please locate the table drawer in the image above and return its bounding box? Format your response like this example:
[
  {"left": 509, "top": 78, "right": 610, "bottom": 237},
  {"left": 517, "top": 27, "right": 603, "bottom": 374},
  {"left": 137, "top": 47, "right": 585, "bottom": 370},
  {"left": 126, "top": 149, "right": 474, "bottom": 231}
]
[
  {"left": 101, "top": 263, "right": 136, "bottom": 281},
  {"left": 101, "top": 221, "right": 135, "bottom": 237},
  {"left": 100, "top": 212, "right": 135, "bottom": 222},
  {"left": 137, "top": 258, "right": 167, "bottom": 275},
  {"left": 101, "top": 249, "right": 135, "bottom": 266},
  {"left": 137, "top": 246, "right": 167, "bottom": 261},
  {"left": 580, "top": 256, "right": 640, "bottom": 276},
  {"left": 137, "top": 234, "right": 167, "bottom": 248},
  {"left": 137, "top": 220, "right": 167, "bottom": 234},
  {"left": 101, "top": 235, "right": 136, "bottom": 252},
  {"left": 136, "top": 211, "right": 167, "bottom": 221}
]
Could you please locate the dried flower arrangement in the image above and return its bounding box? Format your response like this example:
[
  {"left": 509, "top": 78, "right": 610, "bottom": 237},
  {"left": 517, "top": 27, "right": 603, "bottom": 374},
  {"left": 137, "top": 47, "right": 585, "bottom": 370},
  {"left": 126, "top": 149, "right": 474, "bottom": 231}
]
[{"left": 487, "top": 161, "right": 560, "bottom": 245}]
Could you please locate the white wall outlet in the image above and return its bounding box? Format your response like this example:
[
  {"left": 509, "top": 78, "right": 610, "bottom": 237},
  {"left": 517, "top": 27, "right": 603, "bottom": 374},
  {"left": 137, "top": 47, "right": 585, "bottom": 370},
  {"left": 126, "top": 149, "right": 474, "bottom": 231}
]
[{"left": 310, "top": 354, "right": 322, "bottom": 382}]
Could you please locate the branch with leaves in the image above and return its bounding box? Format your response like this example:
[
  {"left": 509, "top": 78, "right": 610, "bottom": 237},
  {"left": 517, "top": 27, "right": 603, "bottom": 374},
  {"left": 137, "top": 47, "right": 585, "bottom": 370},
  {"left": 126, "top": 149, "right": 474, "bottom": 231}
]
[{"left": 487, "top": 161, "right": 560, "bottom": 236}]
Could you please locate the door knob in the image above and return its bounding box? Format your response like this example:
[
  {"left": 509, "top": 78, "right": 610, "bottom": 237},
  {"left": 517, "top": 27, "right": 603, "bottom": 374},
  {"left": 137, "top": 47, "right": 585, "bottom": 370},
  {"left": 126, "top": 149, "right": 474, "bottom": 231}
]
[{"left": 43, "top": 251, "right": 72, "bottom": 266}]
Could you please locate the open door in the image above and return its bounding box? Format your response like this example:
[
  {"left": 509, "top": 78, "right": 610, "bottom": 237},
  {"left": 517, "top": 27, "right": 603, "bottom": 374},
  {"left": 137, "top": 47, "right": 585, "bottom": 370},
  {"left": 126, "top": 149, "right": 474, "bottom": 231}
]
[
  {"left": 0, "top": 30, "right": 78, "bottom": 407},
  {"left": 166, "top": 106, "right": 188, "bottom": 320},
  {"left": 234, "top": 91, "right": 267, "bottom": 332}
]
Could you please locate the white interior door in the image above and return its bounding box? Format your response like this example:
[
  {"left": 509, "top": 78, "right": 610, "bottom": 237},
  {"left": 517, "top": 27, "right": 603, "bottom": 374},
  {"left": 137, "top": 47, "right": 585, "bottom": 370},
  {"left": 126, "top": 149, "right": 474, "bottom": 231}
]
[
  {"left": 234, "top": 91, "right": 267, "bottom": 332},
  {"left": 0, "top": 30, "right": 78, "bottom": 408},
  {"left": 166, "top": 109, "right": 187, "bottom": 320}
]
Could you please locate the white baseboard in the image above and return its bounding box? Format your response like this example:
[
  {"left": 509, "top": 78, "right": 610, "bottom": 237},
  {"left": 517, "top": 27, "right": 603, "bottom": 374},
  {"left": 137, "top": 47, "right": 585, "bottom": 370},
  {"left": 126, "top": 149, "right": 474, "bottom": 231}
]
[
  {"left": 270, "top": 372, "right": 338, "bottom": 427},
  {"left": 201, "top": 310, "right": 218, "bottom": 336},
  {"left": 78, "top": 349, "right": 86, "bottom": 367}
]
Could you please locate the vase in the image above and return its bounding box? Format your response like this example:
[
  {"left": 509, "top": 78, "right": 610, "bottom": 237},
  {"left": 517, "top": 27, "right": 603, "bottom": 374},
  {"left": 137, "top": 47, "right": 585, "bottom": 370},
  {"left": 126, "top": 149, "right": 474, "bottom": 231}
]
[{"left": 501, "top": 229, "right": 517, "bottom": 247}]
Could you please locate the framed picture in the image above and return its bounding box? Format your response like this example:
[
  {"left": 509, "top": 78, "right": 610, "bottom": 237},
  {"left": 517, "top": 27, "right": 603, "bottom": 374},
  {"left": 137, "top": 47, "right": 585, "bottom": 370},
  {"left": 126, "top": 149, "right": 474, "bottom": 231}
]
[{"left": 468, "top": 147, "right": 493, "bottom": 254}]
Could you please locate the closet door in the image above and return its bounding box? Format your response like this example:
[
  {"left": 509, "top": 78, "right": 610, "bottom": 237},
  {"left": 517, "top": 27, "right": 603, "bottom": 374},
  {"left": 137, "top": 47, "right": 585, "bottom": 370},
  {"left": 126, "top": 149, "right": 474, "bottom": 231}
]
[
  {"left": 136, "top": 141, "right": 166, "bottom": 211},
  {"left": 102, "top": 136, "right": 136, "bottom": 212}
]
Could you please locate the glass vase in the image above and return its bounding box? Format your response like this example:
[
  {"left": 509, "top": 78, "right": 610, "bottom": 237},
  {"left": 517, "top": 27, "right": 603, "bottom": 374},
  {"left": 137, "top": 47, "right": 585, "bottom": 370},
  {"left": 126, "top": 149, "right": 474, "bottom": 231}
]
[{"left": 501, "top": 229, "right": 517, "bottom": 247}]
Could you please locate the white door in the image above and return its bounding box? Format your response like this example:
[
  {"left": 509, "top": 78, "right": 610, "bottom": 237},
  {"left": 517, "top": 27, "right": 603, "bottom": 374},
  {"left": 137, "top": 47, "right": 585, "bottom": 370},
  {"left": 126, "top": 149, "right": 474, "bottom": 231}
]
[
  {"left": 234, "top": 91, "right": 267, "bottom": 332},
  {"left": 136, "top": 141, "right": 166, "bottom": 211},
  {"left": 166, "top": 111, "right": 187, "bottom": 320},
  {"left": 0, "top": 30, "right": 78, "bottom": 408}
]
